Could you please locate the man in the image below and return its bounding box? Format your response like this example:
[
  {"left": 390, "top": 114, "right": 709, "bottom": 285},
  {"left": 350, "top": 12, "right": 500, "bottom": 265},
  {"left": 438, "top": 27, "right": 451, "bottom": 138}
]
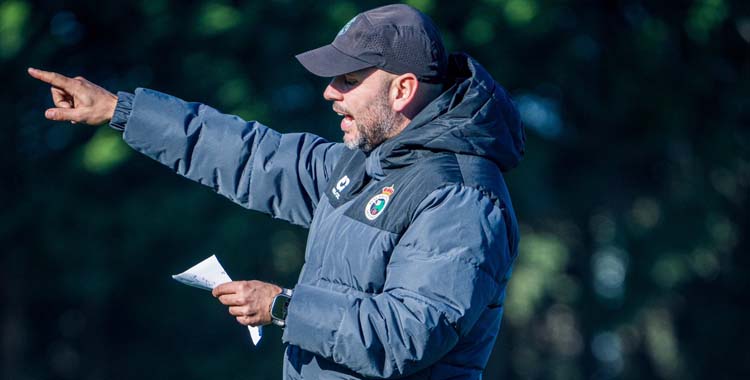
[{"left": 29, "top": 4, "right": 524, "bottom": 379}]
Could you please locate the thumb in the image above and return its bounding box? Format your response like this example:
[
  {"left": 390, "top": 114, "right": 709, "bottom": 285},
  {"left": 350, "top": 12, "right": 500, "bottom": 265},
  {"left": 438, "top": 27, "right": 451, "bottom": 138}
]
[{"left": 45, "top": 107, "right": 82, "bottom": 122}]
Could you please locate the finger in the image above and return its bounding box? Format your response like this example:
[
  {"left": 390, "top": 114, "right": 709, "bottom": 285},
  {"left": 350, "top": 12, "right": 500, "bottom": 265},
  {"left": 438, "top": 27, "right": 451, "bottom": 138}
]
[
  {"left": 51, "top": 87, "right": 72, "bottom": 108},
  {"left": 229, "top": 306, "right": 256, "bottom": 317},
  {"left": 28, "top": 68, "right": 76, "bottom": 89},
  {"left": 45, "top": 107, "right": 82, "bottom": 122},
  {"left": 212, "top": 282, "right": 239, "bottom": 297},
  {"left": 236, "top": 316, "right": 248, "bottom": 325},
  {"left": 218, "top": 294, "right": 245, "bottom": 306},
  {"left": 236, "top": 315, "right": 258, "bottom": 326}
]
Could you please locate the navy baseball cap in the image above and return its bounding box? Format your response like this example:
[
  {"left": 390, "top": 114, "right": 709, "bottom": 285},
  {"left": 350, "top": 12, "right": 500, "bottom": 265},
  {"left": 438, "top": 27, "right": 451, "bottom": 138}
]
[{"left": 296, "top": 4, "right": 448, "bottom": 83}]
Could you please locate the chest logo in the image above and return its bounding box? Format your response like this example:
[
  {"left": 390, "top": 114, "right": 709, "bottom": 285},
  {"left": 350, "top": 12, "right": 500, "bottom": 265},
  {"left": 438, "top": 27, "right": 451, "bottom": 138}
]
[
  {"left": 331, "top": 175, "right": 350, "bottom": 199},
  {"left": 365, "top": 185, "right": 395, "bottom": 221}
]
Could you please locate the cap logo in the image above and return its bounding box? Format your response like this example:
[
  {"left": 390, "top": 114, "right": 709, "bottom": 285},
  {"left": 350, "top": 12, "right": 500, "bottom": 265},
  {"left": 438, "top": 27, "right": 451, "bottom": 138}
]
[
  {"left": 337, "top": 16, "right": 357, "bottom": 37},
  {"left": 365, "top": 185, "right": 394, "bottom": 221}
]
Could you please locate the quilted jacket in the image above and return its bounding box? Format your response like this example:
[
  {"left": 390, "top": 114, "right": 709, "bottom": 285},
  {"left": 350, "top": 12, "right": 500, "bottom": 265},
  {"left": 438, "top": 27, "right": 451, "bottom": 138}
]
[{"left": 111, "top": 53, "right": 525, "bottom": 379}]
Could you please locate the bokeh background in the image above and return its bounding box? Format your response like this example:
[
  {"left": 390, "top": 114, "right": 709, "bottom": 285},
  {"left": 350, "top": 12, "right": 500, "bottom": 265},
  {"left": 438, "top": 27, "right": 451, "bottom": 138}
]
[{"left": 2, "top": 0, "right": 749, "bottom": 379}]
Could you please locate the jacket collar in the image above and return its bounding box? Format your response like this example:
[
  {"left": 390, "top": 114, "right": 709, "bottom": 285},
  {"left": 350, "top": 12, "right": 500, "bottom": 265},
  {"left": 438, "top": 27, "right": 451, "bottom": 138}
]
[{"left": 364, "top": 145, "right": 386, "bottom": 180}]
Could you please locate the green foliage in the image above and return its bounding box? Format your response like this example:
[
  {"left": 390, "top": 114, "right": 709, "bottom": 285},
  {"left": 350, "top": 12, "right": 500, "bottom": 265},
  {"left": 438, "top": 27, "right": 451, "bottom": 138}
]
[
  {"left": 0, "top": 0, "right": 30, "bottom": 59},
  {"left": 686, "top": 0, "right": 729, "bottom": 42},
  {"left": 2, "top": 1, "right": 749, "bottom": 379},
  {"left": 81, "top": 128, "right": 131, "bottom": 173},
  {"left": 197, "top": 2, "right": 242, "bottom": 35},
  {"left": 506, "top": 232, "right": 570, "bottom": 325},
  {"left": 501, "top": 0, "right": 537, "bottom": 26}
]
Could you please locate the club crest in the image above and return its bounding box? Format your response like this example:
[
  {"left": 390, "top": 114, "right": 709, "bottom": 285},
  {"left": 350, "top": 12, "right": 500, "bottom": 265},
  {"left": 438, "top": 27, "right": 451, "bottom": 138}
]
[{"left": 365, "top": 185, "right": 394, "bottom": 221}]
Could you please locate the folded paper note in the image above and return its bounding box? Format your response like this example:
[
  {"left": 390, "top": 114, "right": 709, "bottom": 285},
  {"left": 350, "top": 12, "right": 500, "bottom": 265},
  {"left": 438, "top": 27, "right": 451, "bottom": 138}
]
[{"left": 172, "top": 255, "right": 262, "bottom": 345}]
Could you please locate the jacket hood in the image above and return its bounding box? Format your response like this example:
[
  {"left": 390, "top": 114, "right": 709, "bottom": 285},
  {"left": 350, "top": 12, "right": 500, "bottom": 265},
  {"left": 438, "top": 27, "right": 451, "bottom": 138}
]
[{"left": 375, "top": 53, "right": 525, "bottom": 173}]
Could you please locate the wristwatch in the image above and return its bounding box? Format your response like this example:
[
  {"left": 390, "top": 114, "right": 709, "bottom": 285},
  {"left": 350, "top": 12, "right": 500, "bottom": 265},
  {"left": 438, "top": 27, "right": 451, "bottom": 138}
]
[{"left": 270, "top": 287, "right": 293, "bottom": 327}]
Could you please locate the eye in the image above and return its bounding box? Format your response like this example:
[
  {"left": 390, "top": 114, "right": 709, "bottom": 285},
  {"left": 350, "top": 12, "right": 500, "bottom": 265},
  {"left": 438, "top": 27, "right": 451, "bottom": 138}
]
[{"left": 343, "top": 76, "right": 358, "bottom": 86}]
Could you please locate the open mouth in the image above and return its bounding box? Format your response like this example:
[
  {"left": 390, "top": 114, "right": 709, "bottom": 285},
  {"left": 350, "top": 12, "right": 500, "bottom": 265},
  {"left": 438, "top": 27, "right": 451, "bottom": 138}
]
[{"left": 334, "top": 107, "right": 354, "bottom": 132}]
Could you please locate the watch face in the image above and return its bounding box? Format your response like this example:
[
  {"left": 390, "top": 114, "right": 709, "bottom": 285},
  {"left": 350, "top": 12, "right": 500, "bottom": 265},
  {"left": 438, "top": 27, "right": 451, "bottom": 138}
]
[{"left": 271, "top": 293, "right": 291, "bottom": 321}]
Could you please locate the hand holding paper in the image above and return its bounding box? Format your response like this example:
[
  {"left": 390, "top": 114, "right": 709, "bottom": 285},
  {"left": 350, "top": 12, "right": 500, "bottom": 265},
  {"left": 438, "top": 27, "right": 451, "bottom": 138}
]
[
  {"left": 172, "top": 255, "right": 263, "bottom": 345},
  {"left": 212, "top": 280, "right": 282, "bottom": 327}
]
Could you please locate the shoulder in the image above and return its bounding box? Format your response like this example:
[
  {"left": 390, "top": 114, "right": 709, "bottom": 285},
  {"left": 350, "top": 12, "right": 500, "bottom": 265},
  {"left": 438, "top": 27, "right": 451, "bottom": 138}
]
[{"left": 411, "top": 153, "right": 512, "bottom": 212}]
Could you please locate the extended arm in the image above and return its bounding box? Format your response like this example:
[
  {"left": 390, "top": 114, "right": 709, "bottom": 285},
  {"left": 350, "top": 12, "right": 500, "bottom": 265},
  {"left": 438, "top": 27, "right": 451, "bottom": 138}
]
[
  {"left": 29, "top": 68, "right": 346, "bottom": 227},
  {"left": 117, "top": 88, "right": 344, "bottom": 226}
]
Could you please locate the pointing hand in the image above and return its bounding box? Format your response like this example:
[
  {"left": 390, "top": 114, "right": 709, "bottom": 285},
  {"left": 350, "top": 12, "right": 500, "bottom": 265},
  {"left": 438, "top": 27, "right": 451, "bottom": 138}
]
[{"left": 28, "top": 67, "right": 118, "bottom": 125}]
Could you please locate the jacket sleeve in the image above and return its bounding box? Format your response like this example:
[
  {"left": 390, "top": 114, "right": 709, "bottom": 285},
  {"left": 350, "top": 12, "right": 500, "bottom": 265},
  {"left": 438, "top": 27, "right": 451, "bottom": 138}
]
[
  {"left": 282, "top": 184, "right": 515, "bottom": 378},
  {"left": 116, "top": 88, "right": 346, "bottom": 228}
]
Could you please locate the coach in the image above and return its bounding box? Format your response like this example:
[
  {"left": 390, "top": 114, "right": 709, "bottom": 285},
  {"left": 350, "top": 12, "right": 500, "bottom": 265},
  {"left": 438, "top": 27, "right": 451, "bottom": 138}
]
[{"left": 29, "top": 4, "right": 525, "bottom": 379}]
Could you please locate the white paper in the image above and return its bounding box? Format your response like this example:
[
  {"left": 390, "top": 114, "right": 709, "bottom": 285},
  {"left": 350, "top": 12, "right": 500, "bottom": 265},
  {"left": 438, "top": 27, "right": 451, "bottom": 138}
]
[{"left": 172, "top": 255, "right": 262, "bottom": 345}]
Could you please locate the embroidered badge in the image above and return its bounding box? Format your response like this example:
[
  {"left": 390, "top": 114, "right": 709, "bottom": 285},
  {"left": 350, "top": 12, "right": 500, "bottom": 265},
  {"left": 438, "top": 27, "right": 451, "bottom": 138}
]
[
  {"left": 332, "top": 175, "right": 350, "bottom": 200},
  {"left": 365, "top": 185, "right": 394, "bottom": 221}
]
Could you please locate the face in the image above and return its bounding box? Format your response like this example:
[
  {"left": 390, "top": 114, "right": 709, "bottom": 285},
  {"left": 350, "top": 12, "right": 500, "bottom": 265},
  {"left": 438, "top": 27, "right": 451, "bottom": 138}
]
[{"left": 324, "top": 68, "right": 404, "bottom": 152}]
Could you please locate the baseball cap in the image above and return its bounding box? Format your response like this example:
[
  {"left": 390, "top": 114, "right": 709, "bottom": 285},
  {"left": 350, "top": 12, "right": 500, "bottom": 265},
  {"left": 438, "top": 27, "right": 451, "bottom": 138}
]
[{"left": 295, "top": 4, "right": 448, "bottom": 83}]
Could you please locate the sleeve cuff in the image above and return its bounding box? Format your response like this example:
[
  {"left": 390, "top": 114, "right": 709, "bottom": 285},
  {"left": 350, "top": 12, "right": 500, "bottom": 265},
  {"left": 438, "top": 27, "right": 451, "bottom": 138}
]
[
  {"left": 281, "top": 284, "right": 352, "bottom": 358},
  {"left": 109, "top": 91, "right": 135, "bottom": 131}
]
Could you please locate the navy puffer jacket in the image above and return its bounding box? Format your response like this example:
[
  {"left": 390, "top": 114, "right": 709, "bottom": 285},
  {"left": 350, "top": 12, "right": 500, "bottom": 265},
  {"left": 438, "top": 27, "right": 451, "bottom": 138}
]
[{"left": 113, "top": 53, "right": 525, "bottom": 379}]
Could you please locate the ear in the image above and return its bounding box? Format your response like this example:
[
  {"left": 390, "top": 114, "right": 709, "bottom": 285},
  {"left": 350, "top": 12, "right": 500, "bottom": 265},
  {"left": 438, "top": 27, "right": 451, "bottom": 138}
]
[{"left": 389, "top": 73, "right": 419, "bottom": 113}]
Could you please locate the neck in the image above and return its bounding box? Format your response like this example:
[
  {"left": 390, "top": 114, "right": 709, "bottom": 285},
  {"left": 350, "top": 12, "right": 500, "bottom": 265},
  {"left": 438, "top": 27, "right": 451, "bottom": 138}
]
[{"left": 385, "top": 114, "right": 411, "bottom": 140}]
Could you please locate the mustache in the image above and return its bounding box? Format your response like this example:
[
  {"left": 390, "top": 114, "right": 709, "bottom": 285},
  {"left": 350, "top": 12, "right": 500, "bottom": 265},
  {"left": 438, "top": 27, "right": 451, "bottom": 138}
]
[{"left": 333, "top": 104, "right": 351, "bottom": 116}]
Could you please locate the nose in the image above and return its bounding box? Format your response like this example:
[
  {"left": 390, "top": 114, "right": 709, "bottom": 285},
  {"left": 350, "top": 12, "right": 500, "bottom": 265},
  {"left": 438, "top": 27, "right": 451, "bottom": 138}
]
[{"left": 323, "top": 79, "right": 343, "bottom": 101}]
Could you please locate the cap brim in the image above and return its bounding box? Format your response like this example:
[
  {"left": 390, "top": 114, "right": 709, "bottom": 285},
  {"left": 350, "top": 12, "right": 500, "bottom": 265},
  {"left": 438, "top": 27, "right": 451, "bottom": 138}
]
[{"left": 295, "top": 44, "right": 374, "bottom": 77}]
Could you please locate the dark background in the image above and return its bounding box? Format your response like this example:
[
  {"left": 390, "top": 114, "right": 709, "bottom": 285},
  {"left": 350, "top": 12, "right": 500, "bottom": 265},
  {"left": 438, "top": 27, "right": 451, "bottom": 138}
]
[{"left": 2, "top": 0, "right": 748, "bottom": 379}]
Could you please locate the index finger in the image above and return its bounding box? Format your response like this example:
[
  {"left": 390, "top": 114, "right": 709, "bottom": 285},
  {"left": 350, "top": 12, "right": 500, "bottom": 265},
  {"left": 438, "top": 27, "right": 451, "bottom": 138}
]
[
  {"left": 212, "top": 281, "right": 239, "bottom": 297},
  {"left": 27, "top": 67, "right": 76, "bottom": 89}
]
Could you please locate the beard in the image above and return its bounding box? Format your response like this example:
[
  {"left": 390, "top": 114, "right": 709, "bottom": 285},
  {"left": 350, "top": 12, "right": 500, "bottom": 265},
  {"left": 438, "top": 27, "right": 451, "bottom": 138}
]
[{"left": 344, "top": 85, "right": 405, "bottom": 153}]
